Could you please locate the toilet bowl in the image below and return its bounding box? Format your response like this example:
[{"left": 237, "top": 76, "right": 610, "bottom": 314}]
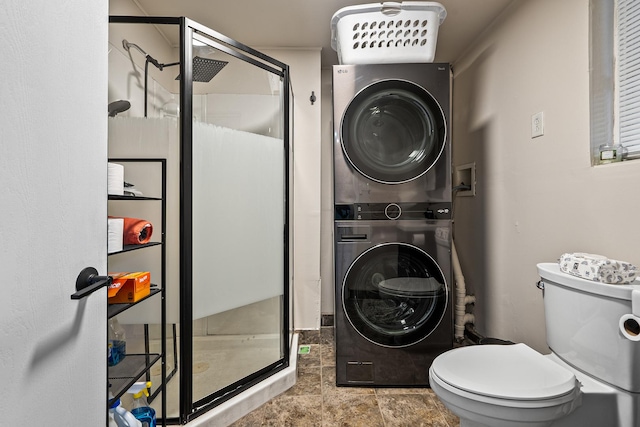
[
  {"left": 429, "top": 344, "right": 582, "bottom": 427},
  {"left": 429, "top": 262, "right": 640, "bottom": 427}
]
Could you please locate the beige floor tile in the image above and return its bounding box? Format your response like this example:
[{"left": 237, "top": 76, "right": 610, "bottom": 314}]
[
  {"left": 261, "top": 394, "right": 322, "bottom": 426},
  {"left": 319, "top": 345, "right": 335, "bottom": 367},
  {"left": 428, "top": 393, "right": 460, "bottom": 427},
  {"left": 299, "top": 330, "right": 322, "bottom": 344},
  {"left": 377, "top": 394, "right": 449, "bottom": 427},
  {"left": 374, "top": 387, "right": 433, "bottom": 396},
  {"left": 321, "top": 394, "right": 384, "bottom": 427},
  {"left": 297, "top": 344, "right": 322, "bottom": 368},
  {"left": 229, "top": 404, "right": 266, "bottom": 426},
  {"left": 321, "top": 366, "right": 375, "bottom": 397},
  {"left": 320, "top": 327, "right": 334, "bottom": 345},
  {"left": 285, "top": 366, "right": 322, "bottom": 397}
]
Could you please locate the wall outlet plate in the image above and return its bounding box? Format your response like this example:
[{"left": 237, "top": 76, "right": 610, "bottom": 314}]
[{"left": 532, "top": 111, "right": 544, "bottom": 138}]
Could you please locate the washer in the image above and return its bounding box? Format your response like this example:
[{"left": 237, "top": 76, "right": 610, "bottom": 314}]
[
  {"left": 334, "top": 203, "right": 453, "bottom": 387},
  {"left": 333, "top": 63, "right": 451, "bottom": 204}
]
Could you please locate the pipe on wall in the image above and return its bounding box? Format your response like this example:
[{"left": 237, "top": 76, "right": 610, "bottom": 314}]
[{"left": 452, "top": 240, "right": 476, "bottom": 340}]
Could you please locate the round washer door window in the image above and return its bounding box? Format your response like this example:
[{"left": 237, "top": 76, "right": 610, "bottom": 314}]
[
  {"left": 341, "top": 79, "right": 446, "bottom": 184},
  {"left": 342, "top": 243, "right": 448, "bottom": 348}
]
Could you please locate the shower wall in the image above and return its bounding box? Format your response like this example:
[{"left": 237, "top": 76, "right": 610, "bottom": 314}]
[
  {"left": 109, "top": 1, "right": 177, "bottom": 117},
  {"left": 194, "top": 93, "right": 282, "bottom": 136}
]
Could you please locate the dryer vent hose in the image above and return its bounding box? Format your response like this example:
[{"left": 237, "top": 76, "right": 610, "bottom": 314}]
[{"left": 452, "top": 240, "right": 476, "bottom": 340}]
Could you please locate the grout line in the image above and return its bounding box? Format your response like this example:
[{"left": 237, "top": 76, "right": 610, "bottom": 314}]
[
  {"left": 320, "top": 357, "right": 324, "bottom": 426},
  {"left": 375, "top": 390, "right": 388, "bottom": 427}
]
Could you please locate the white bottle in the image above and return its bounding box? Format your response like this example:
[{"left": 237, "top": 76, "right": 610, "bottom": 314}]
[{"left": 110, "top": 398, "right": 142, "bottom": 427}]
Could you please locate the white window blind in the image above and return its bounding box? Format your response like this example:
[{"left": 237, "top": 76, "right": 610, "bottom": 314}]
[{"left": 618, "top": 0, "right": 640, "bottom": 157}]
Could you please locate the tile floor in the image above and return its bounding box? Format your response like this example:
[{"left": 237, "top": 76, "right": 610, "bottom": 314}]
[{"left": 230, "top": 327, "right": 460, "bottom": 427}]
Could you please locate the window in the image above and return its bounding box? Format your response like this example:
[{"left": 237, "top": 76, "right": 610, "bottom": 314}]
[
  {"left": 616, "top": 0, "right": 640, "bottom": 159},
  {"left": 590, "top": 0, "right": 640, "bottom": 164}
]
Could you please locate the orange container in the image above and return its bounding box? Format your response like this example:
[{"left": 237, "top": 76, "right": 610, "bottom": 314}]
[{"left": 108, "top": 271, "right": 151, "bottom": 304}]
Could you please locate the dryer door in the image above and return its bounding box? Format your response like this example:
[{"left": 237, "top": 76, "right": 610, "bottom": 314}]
[
  {"left": 341, "top": 79, "right": 446, "bottom": 184},
  {"left": 342, "top": 242, "right": 448, "bottom": 347}
]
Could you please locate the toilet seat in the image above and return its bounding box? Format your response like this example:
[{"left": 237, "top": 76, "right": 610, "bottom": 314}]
[
  {"left": 429, "top": 344, "right": 583, "bottom": 427},
  {"left": 430, "top": 343, "right": 579, "bottom": 403}
]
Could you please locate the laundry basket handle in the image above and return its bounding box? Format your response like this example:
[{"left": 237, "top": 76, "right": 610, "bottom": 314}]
[{"left": 381, "top": 2, "right": 402, "bottom": 16}]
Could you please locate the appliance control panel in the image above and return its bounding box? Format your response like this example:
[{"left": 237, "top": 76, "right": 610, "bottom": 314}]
[{"left": 335, "top": 202, "right": 452, "bottom": 220}]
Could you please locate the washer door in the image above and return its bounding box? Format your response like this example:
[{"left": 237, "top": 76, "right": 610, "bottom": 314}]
[
  {"left": 341, "top": 79, "right": 446, "bottom": 184},
  {"left": 342, "top": 243, "right": 448, "bottom": 348}
]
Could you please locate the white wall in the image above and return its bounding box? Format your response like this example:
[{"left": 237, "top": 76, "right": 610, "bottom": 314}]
[
  {"left": 452, "top": 0, "right": 640, "bottom": 352},
  {"left": 109, "top": 0, "right": 177, "bottom": 117},
  {"left": 109, "top": 0, "right": 179, "bottom": 102},
  {"left": 263, "top": 48, "right": 323, "bottom": 330},
  {"left": 0, "top": 0, "right": 107, "bottom": 424},
  {"left": 320, "top": 67, "right": 336, "bottom": 316}
]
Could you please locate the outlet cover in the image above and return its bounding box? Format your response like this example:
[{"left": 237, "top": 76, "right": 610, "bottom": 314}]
[{"left": 532, "top": 112, "right": 544, "bottom": 138}]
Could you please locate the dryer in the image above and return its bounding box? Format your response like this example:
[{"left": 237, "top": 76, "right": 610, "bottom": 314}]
[
  {"left": 333, "top": 63, "right": 451, "bottom": 204},
  {"left": 334, "top": 203, "right": 453, "bottom": 387}
]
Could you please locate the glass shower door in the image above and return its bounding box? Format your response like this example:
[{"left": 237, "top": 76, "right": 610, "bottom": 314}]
[
  {"left": 108, "top": 16, "right": 290, "bottom": 423},
  {"left": 187, "top": 31, "right": 289, "bottom": 412}
]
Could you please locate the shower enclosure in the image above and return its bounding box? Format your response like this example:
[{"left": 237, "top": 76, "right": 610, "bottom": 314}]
[{"left": 108, "top": 16, "right": 291, "bottom": 424}]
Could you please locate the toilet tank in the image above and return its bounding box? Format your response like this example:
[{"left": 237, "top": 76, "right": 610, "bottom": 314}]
[{"left": 537, "top": 262, "right": 640, "bottom": 393}]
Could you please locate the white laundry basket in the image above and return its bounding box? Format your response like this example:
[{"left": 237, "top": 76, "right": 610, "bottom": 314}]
[{"left": 331, "top": 1, "right": 447, "bottom": 65}]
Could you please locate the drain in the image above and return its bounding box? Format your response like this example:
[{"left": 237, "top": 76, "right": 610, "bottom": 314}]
[{"left": 193, "top": 361, "right": 210, "bottom": 374}]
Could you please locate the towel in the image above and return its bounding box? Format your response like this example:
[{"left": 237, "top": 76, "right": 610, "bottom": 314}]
[
  {"left": 559, "top": 253, "right": 637, "bottom": 284},
  {"left": 109, "top": 216, "right": 153, "bottom": 245}
]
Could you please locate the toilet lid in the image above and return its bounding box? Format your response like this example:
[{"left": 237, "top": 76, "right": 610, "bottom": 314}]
[{"left": 431, "top": 343, "right": 577, "bottom": 400}]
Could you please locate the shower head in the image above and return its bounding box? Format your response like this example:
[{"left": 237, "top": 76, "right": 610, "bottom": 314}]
[
  {"left": 108, "top": 100, "right": 131, "bottom": 117},
  {"left": 122, "top": 38, "right": 226, "bottom": 82},
  {"left": 175, "top": 57, "right": 228, "bottom": 83}
]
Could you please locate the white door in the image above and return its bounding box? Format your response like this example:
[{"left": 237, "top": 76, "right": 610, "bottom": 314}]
[{"left": 0, "top": 1, "right": 107, "bottom": 425}]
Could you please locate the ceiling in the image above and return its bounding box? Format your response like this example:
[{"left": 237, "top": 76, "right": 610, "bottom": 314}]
[{"left": 131, "top": 0, "right": 515, "bottom": 67}]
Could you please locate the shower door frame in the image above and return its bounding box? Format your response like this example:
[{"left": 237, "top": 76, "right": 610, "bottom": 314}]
[{"left": 108, "top": 15, "right": 291, "bottom": 425}]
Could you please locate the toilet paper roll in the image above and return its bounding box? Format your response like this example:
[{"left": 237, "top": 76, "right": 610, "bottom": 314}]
[
  {"left": 619, "top": 314, "right": 640, "bottom": 341},
  {"left": 107, "top": 217, "right": 124, "bottom": 254},
  {"left": 107, "top": 162, "right": 124, "bottom": 196}
]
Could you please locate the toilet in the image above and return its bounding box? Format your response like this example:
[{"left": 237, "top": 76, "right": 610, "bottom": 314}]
[{"left": 429, "top": 262, "right": 640, "bottom": 427}]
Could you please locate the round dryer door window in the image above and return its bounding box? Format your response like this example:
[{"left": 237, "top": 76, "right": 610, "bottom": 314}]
[
  {"left": 342, "top": 243, "right": 448, "bottom": 348},
  {"left": 341, "top": 79, "right": 446, "bottom": 184}
]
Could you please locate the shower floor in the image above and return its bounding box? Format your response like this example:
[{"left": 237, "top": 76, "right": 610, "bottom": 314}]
[{"left": 147, "top": 332, "right": 282, "bottom": 419}]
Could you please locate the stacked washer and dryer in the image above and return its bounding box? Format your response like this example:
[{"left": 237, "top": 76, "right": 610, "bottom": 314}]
[{"left": 332, "top": 62, "right": 453, "bottom": 387}]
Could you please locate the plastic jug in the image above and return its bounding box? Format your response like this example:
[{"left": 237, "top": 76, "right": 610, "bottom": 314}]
[
  {"left": 108, "top": 409, "right": 117, "bottom": 427},
  {"left": 108, "top": 316, "right": 126, "bottom": 366},
  {"left": 110, "top": 398, "right": 142, "bottom": 427}
]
